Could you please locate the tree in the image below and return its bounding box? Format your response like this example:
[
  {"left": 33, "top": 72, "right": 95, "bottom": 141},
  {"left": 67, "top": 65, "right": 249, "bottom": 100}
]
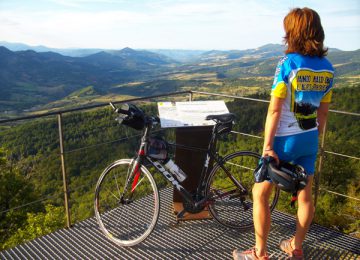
[
  {"left": 0, "top": 148, "right": 40, "bottom": 249},
  {"left": 2, "top": 204, "right": 65, "bottom": 250}
]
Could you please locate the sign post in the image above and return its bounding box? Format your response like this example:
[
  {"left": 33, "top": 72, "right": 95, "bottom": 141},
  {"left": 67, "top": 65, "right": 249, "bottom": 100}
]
[{"left": 158, "top": 101, "right": 229, "bottom": 220}]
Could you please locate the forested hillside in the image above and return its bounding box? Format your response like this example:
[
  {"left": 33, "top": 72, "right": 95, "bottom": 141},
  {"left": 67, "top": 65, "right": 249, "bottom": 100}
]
[{"left": 0, "top": 85, "right": 359, "bottom": 250}]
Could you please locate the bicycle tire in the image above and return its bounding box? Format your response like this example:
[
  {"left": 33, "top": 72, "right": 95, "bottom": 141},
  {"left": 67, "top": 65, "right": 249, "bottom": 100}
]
[
  {"left": 94, "top": 159, "right": 160, "bottom": 246},
  {"left": 205, "top": 151, "right": 279, "bottom": 230}
]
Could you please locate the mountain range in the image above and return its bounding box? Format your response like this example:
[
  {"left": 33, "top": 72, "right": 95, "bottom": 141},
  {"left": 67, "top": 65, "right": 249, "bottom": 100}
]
[
  {"left": 0, "top": 46, "right": 176, "bottom": 113},
  {"left": 0, "top": 42, "right": 359, "bottom": 117}
]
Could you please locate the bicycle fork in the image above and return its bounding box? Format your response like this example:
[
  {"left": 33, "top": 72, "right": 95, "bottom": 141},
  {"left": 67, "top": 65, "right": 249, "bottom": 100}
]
[
  {"left": 120, "top": 137, "right": 150, "bottom": 204},
  {"left": 119, "top": 155, "right": 143, "bottom": 205}
]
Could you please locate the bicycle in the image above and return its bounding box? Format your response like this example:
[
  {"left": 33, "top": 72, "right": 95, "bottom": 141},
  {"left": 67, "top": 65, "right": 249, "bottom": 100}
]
[{"left": 94, "top": 102, "right": 280, "bottom": 246}]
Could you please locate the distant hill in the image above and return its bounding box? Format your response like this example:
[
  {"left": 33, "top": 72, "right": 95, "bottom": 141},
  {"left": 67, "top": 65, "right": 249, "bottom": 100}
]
[
  {"left": 0, "top": 41, "right": 53, "bottom": 52},
  {"left": 193, "top": 45, "right": 360, "bottom": 78},
  {"left": 107, "top": 47, "right": 175, "bottom": 66},
  {"left": 328, "top": 49, "right": 360, "bottom": 63},
  {"left": 145, "top": 49, "right": 207, "bottom": 62},
  {"left": 327, "top": 49, "right": 360, "bottom": 76},
  {"left": 0, "top": 42, "right": 207, "bottom": 62},
  {"left": 0, "top": 46, "right": 174, "bottom": 113},
  {"left": 0, "top": 41, "right": 103, "bottom": 57},
  {"left": 198, "top": 44, "right": 285, "bottom": 62},
  {"left": 81, "top": 48, "right": 175, "bottom": 69}
]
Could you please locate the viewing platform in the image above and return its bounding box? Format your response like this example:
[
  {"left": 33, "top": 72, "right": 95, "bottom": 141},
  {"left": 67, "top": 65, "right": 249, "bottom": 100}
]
[{"left": 1, "top": 188, "right": 359, "bottom": 259}]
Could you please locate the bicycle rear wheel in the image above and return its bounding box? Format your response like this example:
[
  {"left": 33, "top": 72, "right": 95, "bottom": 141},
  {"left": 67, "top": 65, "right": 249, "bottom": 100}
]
[
  {"left": 206, "top": 151, "right": 279, "bottom": 230},
  {"left": 94, "top": 159, "right": 159, "bottom": 246}
]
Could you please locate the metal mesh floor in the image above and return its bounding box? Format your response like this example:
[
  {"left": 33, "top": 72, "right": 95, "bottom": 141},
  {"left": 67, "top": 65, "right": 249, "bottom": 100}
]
[{"left": 1, "top": 187, "right": 359, "bottom": 259}]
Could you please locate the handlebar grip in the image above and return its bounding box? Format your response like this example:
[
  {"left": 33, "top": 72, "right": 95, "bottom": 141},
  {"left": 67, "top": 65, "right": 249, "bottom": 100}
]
[{"left": 109, "top": 102, "right": 131, "bottom": 116}]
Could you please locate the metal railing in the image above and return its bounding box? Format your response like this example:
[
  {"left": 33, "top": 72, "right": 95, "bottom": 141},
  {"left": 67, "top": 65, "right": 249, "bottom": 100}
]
[{"left": 0, "top": 90, "right": 359, "bottom": 228}]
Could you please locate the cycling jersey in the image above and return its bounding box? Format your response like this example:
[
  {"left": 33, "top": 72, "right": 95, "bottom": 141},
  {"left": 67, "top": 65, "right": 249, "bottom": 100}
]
[{"left": 271, "top": 53, "right": 334, "bottom": 136}]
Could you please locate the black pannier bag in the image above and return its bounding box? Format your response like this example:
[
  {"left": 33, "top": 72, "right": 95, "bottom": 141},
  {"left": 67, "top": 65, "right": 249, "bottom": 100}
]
[
  {"left": 116, "top": 103, "right": 146, "bottom": 130},
  {"left": 268, "top": 159, "right": 307, "bottom": 194},
  {"left": 146, "top": 136, "right": 168, "bottom": 160},
  {"left": 254, "top": 156, "right": 307, "bottom": 193}
]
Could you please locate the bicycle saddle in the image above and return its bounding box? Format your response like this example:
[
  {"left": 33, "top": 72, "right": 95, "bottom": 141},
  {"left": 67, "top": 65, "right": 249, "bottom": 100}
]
[{"left": 206, "top": 113, "right": 235, "bottom": 123}]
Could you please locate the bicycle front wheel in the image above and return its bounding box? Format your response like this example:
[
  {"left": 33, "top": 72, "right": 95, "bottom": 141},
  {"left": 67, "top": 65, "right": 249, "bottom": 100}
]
[
  {"left": 94, "top": 159, "right": 160, "bottom": 246},
  {"left": 206, "top": 151, "right": 279, "bottom": 230}
]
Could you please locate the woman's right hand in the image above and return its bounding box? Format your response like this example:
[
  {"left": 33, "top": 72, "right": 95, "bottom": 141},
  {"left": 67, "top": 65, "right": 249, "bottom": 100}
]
[{"left": 262, "top": 149, "right": 280, "bottom": 165}]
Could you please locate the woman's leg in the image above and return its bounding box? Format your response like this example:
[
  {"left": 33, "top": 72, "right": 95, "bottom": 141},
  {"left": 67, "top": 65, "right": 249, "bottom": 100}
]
[
  {"left": 252, "top": 181, "right": 274, "bottom": 256},
  {"left": 293, "top": 176, "right": 315, "bottom": 249}
]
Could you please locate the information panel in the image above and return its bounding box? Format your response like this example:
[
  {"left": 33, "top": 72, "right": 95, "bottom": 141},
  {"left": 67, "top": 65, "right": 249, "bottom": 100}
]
[{"left": 157, "top": 100, "right": 229, "bottom": 128}]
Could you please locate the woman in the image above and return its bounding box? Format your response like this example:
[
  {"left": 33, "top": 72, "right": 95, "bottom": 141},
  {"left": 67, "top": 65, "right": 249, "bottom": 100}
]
[{"left": 233, "top": 7, "right": 334, "bottom": 260}]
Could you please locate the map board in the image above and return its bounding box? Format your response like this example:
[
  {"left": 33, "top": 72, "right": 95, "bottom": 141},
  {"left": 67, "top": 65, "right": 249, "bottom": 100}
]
[{"left": 157, "top": 100, "right": 229, "bottom": 128}]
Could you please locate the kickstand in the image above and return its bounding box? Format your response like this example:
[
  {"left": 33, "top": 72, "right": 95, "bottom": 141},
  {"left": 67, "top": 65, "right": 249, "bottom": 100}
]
[{"left": 176, "top": 209, "right": 186, "bottom": 219}]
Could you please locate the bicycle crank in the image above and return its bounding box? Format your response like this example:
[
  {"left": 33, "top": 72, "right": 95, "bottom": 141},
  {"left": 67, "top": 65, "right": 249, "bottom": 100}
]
[{"left": 182, "top": 193, "right": 206, "bottom": 214}]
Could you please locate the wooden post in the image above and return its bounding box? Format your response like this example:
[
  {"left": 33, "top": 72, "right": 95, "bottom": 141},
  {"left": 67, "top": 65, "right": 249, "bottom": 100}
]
[
  {"left": 314, "top": 121, "right": 327, "bottom": 208},
  {"left": 173, "top": 126, "right": 213, "bottom": 220},
  {"left": 58, "top": 113, "right": 71, "bottom": 228},
  {"left": 189, "top": 92, "right": 193, "bottom": 102}
]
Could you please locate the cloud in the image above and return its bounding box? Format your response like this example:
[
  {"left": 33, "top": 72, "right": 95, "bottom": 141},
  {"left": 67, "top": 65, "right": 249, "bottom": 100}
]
[
  {"left": 49, "top": 0, "right": 125, "bottom": 8},
  {"left": 0, "top": 0, "right": 358, "bottom": 50}
]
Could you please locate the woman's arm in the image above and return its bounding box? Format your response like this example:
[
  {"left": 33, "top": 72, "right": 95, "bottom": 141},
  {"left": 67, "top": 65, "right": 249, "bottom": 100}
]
[
  {"left": 317, "top": 102, "right": 330, "bottom": 136},
  {"left": 262, "top": 96, "right": 285, "bottom": 163}
]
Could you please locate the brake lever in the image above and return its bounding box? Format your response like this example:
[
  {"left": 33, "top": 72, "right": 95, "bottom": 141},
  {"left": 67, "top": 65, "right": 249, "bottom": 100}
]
[
  {"left": 109, "top": 102, "right": 117, "bottom": 111},
  {"left": 109, "top": 102, "right": 131, "bottom": 116}
]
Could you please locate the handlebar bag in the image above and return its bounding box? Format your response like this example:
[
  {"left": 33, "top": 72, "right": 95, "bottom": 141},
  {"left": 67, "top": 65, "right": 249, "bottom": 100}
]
[{"left": 146, "top": 136, "right": 168, "bottom": 160}]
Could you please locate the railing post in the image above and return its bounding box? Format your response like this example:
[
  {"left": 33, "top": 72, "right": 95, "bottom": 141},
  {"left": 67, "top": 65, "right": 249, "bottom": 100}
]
[
  {"left": 314, "top": 121, "right": 327, "bottom": 209},
  {"left": 189, "top": 91, "right": 193, "bottom": 101},
  {"left": 57, "top": 113, "right": 71, "bottom": 228}
]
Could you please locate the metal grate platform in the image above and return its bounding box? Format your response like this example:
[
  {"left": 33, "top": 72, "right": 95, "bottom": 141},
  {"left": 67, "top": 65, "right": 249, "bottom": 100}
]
[{"left": 1, "top": 188, "right": 359, "bottom": 259}]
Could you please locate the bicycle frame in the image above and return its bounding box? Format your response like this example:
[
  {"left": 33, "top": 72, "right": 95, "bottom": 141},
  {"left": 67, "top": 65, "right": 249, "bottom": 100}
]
[{"left": 128, "top": 118, "right": 248, "bottom": 209}]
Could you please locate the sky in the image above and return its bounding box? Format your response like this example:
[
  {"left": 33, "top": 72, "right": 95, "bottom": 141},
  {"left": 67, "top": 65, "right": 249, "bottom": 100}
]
[{"left": 0, "top": 0, "right": 359, "bottom": 51}]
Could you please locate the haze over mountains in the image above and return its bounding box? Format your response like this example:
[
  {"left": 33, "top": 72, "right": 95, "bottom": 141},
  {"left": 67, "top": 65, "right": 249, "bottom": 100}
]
[
  {"left": 0, "top": 41, "right": 359, "bottom": 118},
  {"left": 0, "top": 41, "right": 206, "bottom": 61}
]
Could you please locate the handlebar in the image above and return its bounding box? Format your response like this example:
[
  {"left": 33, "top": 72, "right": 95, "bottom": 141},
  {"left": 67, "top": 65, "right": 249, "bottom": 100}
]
[{"left": 109, "top": 102, "right": 160, "bottom": 127}]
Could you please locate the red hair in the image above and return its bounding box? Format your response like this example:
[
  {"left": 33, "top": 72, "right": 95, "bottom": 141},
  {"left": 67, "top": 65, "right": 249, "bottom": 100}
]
[{"left": 283, "top": 7, "right": 327, "bottom": 57}]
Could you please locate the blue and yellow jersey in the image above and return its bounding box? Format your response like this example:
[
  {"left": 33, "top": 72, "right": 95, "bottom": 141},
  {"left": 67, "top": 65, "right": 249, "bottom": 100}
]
[{"left": 271, "top": 53, "right": 334, "bottom": 136}]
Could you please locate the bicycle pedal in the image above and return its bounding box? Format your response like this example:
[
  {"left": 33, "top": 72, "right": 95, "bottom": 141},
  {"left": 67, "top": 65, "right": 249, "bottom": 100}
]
[{"left": 120, "top": 198, "right": 133, "bottom": 205}]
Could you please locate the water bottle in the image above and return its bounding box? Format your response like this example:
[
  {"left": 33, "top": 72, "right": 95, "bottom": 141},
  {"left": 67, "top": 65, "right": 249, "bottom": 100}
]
[{"left": 164, "top": 159, "right": 187, "bottom": 182}]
